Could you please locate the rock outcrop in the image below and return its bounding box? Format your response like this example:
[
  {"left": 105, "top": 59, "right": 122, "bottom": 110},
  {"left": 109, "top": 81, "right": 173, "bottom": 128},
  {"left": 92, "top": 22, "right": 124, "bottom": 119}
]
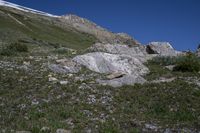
[
  {"left": 146, "top": 42, "right": 181, "bottom": 56},
  {"left": 48, "top": 59, "right": 81, "bottom": 74},
  {"left": 60, "top": 15, "right": 139, "bottom": 46},
  {"left": 73, "top": 52, "right": 149, "bottom": 87},
  {"left": 88, "top": 43, "right": 149, "bottom": 62},
  {"left": 197, "top": 49, "right": 200, "bottom": 57},
  {"left": 73, "top": 52, "right": 148, "bottom": 75}
]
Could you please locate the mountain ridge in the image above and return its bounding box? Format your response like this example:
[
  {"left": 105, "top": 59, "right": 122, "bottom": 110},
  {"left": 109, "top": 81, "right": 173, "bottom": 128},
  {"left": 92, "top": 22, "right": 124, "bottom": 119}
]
[{"left": 0, "top": 0, "right": 139, "bottom": 46}]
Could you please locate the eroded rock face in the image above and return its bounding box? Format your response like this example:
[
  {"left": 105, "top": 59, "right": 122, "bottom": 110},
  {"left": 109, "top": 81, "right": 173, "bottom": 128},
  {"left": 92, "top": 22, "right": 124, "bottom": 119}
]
[
  {"left": 89, "top": 43, "right": 147, "bottom": 55},
  {"left": 73, "top": 52, "right": 148, "bottom": 87},
  {"left": 146, "top": 42, "right": 181, "bottom": 56},
  {"left": 88, "top": 43, "right": 149, "bottom": 62},
  {"left": 60, "top": 15, "right": 139, "bottom": 46},
  {"left": 73, "top": 52, "right": 148, "bottom": 75}
]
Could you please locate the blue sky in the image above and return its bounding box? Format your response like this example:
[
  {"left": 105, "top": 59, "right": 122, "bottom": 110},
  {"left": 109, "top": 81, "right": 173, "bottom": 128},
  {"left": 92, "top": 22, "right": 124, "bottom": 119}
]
[{"left": 5, "top": 0, "right": 200, "bottom": 51}]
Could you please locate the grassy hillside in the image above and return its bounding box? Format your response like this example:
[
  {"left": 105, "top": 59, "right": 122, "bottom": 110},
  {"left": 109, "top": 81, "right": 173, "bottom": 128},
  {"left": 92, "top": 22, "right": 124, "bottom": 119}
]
[
  {"left": 0, "top": 55, "right": 200, "bottom": 132},
  {"left": 0, "top": 7, "right": 96, "bottom": 51},
  {"left": 0, "top": 5, "right": 200, "bottom": 133}
]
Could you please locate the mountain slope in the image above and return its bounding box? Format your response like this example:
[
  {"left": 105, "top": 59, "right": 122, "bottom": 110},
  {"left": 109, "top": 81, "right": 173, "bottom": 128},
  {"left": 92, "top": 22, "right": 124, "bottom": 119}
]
[
  {"left": 1, "top": 1, "right": 200, "bottom": 132},
  {"left": 0, "top": 0, "right": 139, "bottom": 52},
  {"left": 0, "top": 6, "right": 96, "bottom": 50}
]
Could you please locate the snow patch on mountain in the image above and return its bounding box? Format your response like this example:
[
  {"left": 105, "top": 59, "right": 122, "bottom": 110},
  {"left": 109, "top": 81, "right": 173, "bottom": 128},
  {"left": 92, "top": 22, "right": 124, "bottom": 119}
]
[{"left": 0, "top": 0, "right": 58, "bottom": 17}]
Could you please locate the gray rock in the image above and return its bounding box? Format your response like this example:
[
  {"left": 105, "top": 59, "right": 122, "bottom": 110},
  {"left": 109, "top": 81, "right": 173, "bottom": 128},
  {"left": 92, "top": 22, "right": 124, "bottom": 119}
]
[
  {"left": 73, "top": 52, "right": 149, "bottom": 75},
  {"left": 48, "top": 77, "right": 58, "bottom": 82},
  {"left": 73, "top": 52, "right": 148, "bottom": 87},
  {"left": 146, "top": 42, "right": 181, "bottom": 56},
  {"left": 106, "top": 72, "right": 126, "bottom": 80},
  {"left": 88, "top": 43, "right": 148, "bottom": 62},
  {"left": 97, "top": 75, "right": 146, "bottom": 87},
  {"left": 60, "top": 15, "right": 138, "bottom": 45},
  {"left": 144, "top": 123, "right": 158, "bottom": 131},
  {"left": 56, "top": 129, "right": 71, "bottom": 133},
  {"left": 165, "top": 65, "right": 175, "bottom": 71},
  {"left": 59, "top": 80, "right": 69, "bottom": 85},
  {"left": 48, "top": 58, "right": 81, "bottom": 74},
  {"left": 164, "top": 128, "right": 172, "bottom": 133},
  {"left": 151, "top": 77, "right": 176, "bottom": 83},
  {"left": 40, "top": 127, "right": 50, "bottom": 132},
  {"left": 16, "top": 131, "right": 31, "bottom": 133}
]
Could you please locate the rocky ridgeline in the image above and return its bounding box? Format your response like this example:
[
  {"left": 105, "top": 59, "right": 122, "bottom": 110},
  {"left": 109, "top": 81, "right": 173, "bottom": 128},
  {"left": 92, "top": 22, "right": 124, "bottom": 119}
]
[
  {"left": 59, "top": 14, "right": 139, "bottom": 45},
  {"left": 50, "top": 42, "right": 181, "bottom": 87}
]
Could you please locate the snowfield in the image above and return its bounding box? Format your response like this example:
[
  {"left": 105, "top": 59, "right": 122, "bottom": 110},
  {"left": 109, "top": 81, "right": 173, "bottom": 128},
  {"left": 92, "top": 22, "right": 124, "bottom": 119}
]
[{"left": 0, "top": 0, "right": 59, "bottom": 17}]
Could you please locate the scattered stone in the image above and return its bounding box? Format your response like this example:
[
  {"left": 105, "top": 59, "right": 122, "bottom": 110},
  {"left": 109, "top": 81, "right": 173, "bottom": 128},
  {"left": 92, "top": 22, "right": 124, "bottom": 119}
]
[
  {"left": 164, "top": 128, "right": 172, "bottom": 133},
  {"left": 29, "top": 56, "right": 34, "bottom": 59},
  {"left": 151, "top": 77, "right": 176, "bottom": 83},
  {"left": 97, "top": 75, "right": 146, "bottom": 87},
  {"left": 165, "top": 65, "right": 175, "bottom": 71},
  {"left": 59, "top": 80, "right": 68, "bottom": 85},
  {"left": 67, "top": 74, "right": 73, "bottom": 77},
  {"left": 56, "top": 129, "right": 71, "bottom": 133},
  {"left": 106, "top": 72, "right": 126, "bottom": 80},
  {"left": 16, "top": 131, "right": 31, "bottom": 133},
  {"left": 145, "top": 123, "right": 158, "bottom": 131},
  {"left": 87, "top": 95, "right": 96, "bottom": 104},
  {"left": 65, "top": 118, "right": 74, "bottom": 128},
  {"left": 74, "top": 76, "right": 85, "bottom": 82},
  {"left": 48, "top": 77, "right": 58, "bottom": 82},
  {"left": 23, "top": 61, "right": 30, "bottom": 66},
  {"left": 40, "top": 127, "right": 50, "bottom": 132},
  {"left": 48, "top": 58, "right": 81, "bottom": 74},
  {"left": 31, "top": 99, "right": 39, "bottom": 105}
]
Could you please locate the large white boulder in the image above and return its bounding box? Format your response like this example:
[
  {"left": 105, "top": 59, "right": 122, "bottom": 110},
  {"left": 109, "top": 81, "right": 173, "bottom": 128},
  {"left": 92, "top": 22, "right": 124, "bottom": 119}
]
[
  {"left": 146, "top": 42, "right": 181, "bottom": 56},
  {"left": 73, "top": 52, "right": 149, "bottom": 75},
  {"left": 73, "top": 52, "right": 149, "bottom": 87},
  {"left": 88, "top": 43, "right": 149, "bottom": 62}
]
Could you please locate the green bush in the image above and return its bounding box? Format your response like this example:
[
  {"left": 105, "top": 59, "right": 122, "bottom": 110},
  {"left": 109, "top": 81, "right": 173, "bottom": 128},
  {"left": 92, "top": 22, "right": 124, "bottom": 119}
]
[
  {"left": 0, "top": 48, "right": 14, "bottom": 56},
  {"left": 8, "top": 42, "right": 28, "bottom": 52},
  {"left": 173, "top": 54, "right": 200, "bottom": 72},
  {"left": 0, "top": 42, "right": 28, "bottom": 56},
  {"left": 150, "top": 56, "right": 180, "bottom": 66}
]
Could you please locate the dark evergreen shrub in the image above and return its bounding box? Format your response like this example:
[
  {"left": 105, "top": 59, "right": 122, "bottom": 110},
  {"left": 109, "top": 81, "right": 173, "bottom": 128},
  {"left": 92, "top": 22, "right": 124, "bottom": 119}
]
[{"left": 173, "top": 53, "right": 200, "bottom": 72}]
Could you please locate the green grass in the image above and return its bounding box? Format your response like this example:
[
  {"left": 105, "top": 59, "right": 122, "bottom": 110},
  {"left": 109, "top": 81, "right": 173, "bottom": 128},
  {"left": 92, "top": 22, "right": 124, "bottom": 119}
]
[
  {"left": 1, "top": 54, "right": 200, "bottom": 132},
  {"left": 145, "top": 56, "right": 200, "bottom": 81},
  {"left": 0, "top": 7, "right": 96, "bottom": 51},
  {"left": 112, "top": 81, "right": 200, "bottom": 128}
]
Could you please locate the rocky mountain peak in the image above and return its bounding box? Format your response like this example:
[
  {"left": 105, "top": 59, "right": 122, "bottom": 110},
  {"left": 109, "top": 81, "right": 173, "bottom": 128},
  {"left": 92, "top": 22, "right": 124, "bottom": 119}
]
[
  {"left": 62, "top": 14, "right": 99, "bottom": 27},
  {"left": 60, "top": 14, "right": 139, "bottom": 46}
]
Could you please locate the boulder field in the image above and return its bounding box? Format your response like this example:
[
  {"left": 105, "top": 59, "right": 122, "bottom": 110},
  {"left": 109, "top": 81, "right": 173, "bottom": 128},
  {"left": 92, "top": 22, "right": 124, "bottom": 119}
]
[{"left": 50, "top": 42, "right": 181, "bottom": 87}]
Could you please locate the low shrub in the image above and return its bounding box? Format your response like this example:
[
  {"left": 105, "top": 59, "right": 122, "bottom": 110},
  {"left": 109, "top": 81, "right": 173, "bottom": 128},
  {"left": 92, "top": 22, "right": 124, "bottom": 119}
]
[
  {"left": 149, "top": 56, "right": 179, "bottom": 66},
  {"left": 8, "top": 42, "right": 28, "bottom": 52},
  {"left": 173, "top": 54, "right": 200, "bottom": 72},
  {"left": 0, "top": 48, "right": 14, "bottom": 56},
  {"left": 0, "top": 42, "right": 28, "bottom": 56}
]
